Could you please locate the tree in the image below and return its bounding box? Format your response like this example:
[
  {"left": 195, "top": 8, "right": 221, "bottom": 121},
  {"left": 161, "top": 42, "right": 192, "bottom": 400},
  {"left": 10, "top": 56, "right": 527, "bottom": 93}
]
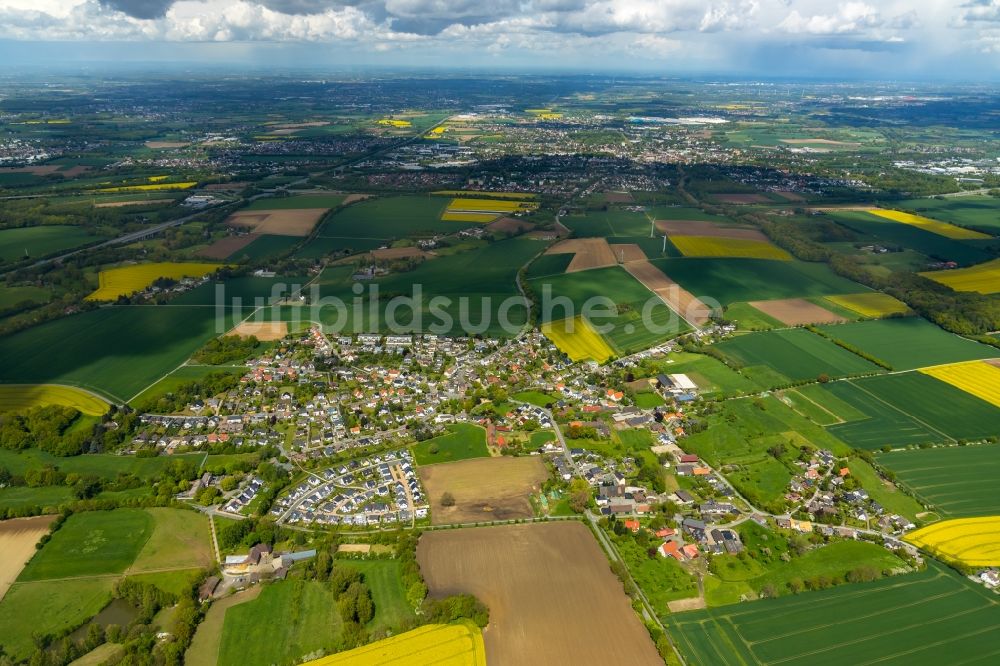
[
  {"left": 568, "top": 478, "right": 591, "bottom": 513},
  {"left": 440, "top": 492, "right": 455, "bottom": 507}
]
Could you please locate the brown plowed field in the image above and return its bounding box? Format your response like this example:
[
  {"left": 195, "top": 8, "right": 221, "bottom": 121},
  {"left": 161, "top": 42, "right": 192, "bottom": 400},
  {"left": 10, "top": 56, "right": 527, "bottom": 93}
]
[
  {"left": 198, "top": 234, "right": 259, "bottom": 259},
  {"left": 418, "top": 457, "right": 548, "bottom": 525},
  {"left": 603, "top": 191, "right": 634, "bottom": 203},
  {"left": 624, "top": 260, "right": 712, "bottom": 326},
  {"left": 655, "top": 219, "right": 768, "bottom": 241},
  {"left": 145, "top": 141, "right": 189, "bottom": 149},
  {"left": 774, "top": 190, "right": 806, "bottom": 202},
  {"left": 226, "top": 209, "right": 327, "bottom": 236},
  {"left": 609, "top": 243, "right": 647, "bottom": 263},
  {"left": 748, "top": 298, "right": 848, "bottom": 325},
  {"left": 226, "top": 321, "right": 289, "bottom": 340},
  {"left": 0, "top": 515, "right": 57, "bottom": 600},
  {"left": 486, "top": 217, "right": 535, "bottom": 234},
  {"left": 545, "top": 238, "right": 617, "bottom": 272},
  {"left": 418, "top": 522, "right": 661, "bottom": 665}
]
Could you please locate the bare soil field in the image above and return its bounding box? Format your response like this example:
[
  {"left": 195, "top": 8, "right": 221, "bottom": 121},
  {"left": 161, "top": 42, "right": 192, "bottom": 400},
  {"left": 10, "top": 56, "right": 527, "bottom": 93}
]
[
  {"left": 545, "top": 237, "right": 617, "bottom": 273},
  {"left": 418, "top": 522, "right": 661, "bottom": 665},
  {"left": 0, "top": 165, "right": 61, "bottom": 175},
  {"left": 625, "top": 260, "right": 712, "bottom": 325},
  {"left": 608, "top": 243, "right": 647, "bottom": 263},
  {"left": 655, "top": 219, "right": 768, "bottom": 241},
  {"left": 272, "top": 121, "right": 329, "bottom": 129},
  {"left": 486, "top": 217, "right": 535, "bottom": 234},
  {"left": 0, "top": 515, "right": 57, "bottom": 600},
  {"left": 342, "top": 193, "right": 371, "bottom": 205},
  {"left": 226, "top": 209, "right": 327, "bottom": 236},
  {"left": 749, "top": 298, "right": 848, "bottom": 325},
  {"left": 714, "top": 193, "right": 770, "bottom": 204},
  {"left": 198, "top": 234, "right": 259, "bottom": 259},
  {"left": 987, "top": 359, "right": 1000, "bottom": 369},
  {"left": 418, "top": 457, "right": 548, "bottom": 525},
  {"left": 604, "top": 191, "right": 634, "bottom": 203},
  {"left": 370, "top": 247, "right": 428, "bottom": 261},
  {"left": 226, "top": 321, "right": 289, "bottom": 341},
  {"left": 145, "top": 141, "right": 190, "bottom": 149},
  {"left": 667, "top": 596, "right": 706, "bottom": 612}
]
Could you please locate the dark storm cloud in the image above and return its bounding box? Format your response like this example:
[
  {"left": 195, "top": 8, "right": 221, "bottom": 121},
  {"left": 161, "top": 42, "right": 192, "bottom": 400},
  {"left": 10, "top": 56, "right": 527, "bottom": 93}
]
[{"left": 101, "top": 0, "right": 176, "bottom": 19}]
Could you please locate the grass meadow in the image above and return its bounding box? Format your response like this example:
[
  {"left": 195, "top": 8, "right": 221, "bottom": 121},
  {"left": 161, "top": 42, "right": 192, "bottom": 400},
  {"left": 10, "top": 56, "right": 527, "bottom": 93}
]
[{"left": 411, "top": 423, "right": 490, "bottom": 466}]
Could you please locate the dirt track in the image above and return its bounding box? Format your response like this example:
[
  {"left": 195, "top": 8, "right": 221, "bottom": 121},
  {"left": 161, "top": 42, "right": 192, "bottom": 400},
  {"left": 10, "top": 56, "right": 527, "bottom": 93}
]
[
  {"left": 418, "top": 522, "right": 661, "bottom": 666},
  {"left": 624, "top": 260, "right": 712, "bottom": 326}
]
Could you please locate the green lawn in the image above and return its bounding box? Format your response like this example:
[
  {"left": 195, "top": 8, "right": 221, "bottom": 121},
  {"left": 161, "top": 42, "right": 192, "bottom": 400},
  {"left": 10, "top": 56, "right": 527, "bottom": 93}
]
[
  {"left": 653, "top": 351, "right": 762, "bottom": 397},
  {"left": 0, "top": 448, "right": 208, "bottom": 480},
  {"left": 338, "top": 560, "right": 417, "bottom": 636},
  {"left": 130, "top": 508, "right": 213, "bottom": 572},
  {"left": 667, "top": 561, "right": 1000, "bottom": 666},
  {"left": 877, "top": 444, "right": 1000, "bottom": 517},
  {"left": 612, "top": 534, "right": 698, "bottom": 613},
  {"left": 846, "top": 457, "right": 924, "bottom": 522},
  {"left": 714, "top": 328, "right": 880, "bottom": 384},
  {"left": 0, "top": 579, "right": 115, "bottom": 660},
  {"left": 411, "top": 423, "right": 490, "bottom": 465},
  {"left": 633, "top": 392, "right": 665, "bottom": 408},
  {"left": 127, "top": 568, "right": 203, "bottom": 597},
  {"left": 18, "top": 509, "right": 154, "bottom": 581},
  {"left": 0, "top": 485, "right": 74, "bottom": 511},
  {"left": 217, "top": 580, "right": 342, "bottom": 666},
  {"left": 0, "top": 285, "right": 52, "bottom": 309},
  {"left": 817, "top": 318, "right": 998, "bottom": 371}
]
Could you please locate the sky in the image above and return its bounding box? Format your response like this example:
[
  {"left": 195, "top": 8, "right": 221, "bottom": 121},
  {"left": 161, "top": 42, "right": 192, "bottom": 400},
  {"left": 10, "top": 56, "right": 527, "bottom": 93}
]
[{"left": 0, "top": 1, "right": 999, "bottom": 78}]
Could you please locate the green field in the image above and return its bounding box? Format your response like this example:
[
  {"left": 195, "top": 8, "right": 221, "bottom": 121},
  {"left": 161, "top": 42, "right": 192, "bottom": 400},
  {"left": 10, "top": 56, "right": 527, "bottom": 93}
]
[
  {"left": 818, "top": 318, "right": 998, "bottom": 371},
  {"left": 827, "top": 210, "right": 991, "bottom": 266},
  {"left": 524, "top": 253, "right": 573, "bottom": 279},
  {"left": 890, "top": 196, "right": 1000, "bottom": 232},
  {"left": 0, "top": 225, "right": 102, "bottom": 264},
  {"left": 0, "top": 579, "right": 115, "bottom": 660},
  {"left": 667, "top": 561, "right": 1000, "bottom": 666},
  {"left": 613, "top": 535, "right": 698, "bottom": 613},
  {"left": 244, "top": 194, "right": 345, "bottom": 210},
  {"left": 230, "top": 234, "right": 301, "bottom": 261},
  {"left": 0, "top": 305, "right": 236, "bottom": 402},
  {"left": 411, "top": 423, "right": 490, "bottom": 465},
  {"left": 651, "top": 258, "right": 865, "bottom": 305},
  {"left": 316, "top": 195, "right": 462, "bottom": 239},
  {"left": 18, "top": 509, "right": 154, "bottom": 581},
  {"left": 714, "top": 329, "right": 880, "bottom": 384},
  {"left": 512, "top": 390, "right": 557, "bottom": 407},
  {"left": 530, "top": 265, "right": 660, "bottom": 321},
  {"left": 294, "top": 235, "right": 384, "bottom": 259},
  {"left": 130, "top": 508, "right": 213, "bottom": 572},
  {"left": 128, "top": 364, "right": 245, "bottom": 408},
  {"left": 217, "top": 580, "right": 342, "bottom": 666},
  {"left": 649, "top": 206, "right": 725, "bottom": 221},
  {"left": 842, "top": 372, "right": 1000, "bottom": 442},
  {"left": 309, "top": 237, "right": 540, "bottom": 337},
  {"left": 877, "top": 445, "right": 1000, "bottom": 517},
  {"left": 0, "top": 485, "right": 74, "bottom": 510},
  {"left": 724, "top": 302, "right": 783, "bottom": 330},
  {"left": 560, "top": 208, "right": 654, "bottom": 237},
  {"left": 172, "top": 275, "right": 310, "bottom": 306},
  {"left": 0, "top": 448, "right": 208, "bottom": 480},
  {"left": 821, "top": 380, "right": 947, "bottom": 450}
]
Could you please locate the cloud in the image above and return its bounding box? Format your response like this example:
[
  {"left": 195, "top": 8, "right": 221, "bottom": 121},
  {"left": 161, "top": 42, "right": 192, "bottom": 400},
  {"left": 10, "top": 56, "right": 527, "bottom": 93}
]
[
  {"left": 777, "top": 2, "right": 883, "bottom": 35},
  {"left": 101, "top": 0, "right": 174, "bottom": 18}
]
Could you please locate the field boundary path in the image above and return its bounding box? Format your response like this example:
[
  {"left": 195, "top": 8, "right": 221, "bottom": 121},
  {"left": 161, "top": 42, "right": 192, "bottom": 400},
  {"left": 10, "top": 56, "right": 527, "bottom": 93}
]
[{"left": 208, "top": 515, "right": 222, "bottom": 564}]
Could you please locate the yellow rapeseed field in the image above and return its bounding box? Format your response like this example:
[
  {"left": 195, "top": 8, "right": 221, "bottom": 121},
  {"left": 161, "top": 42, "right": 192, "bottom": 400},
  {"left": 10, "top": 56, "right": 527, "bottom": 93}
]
[
  {"left": 920, "top": 361, "right": 1000, "bottom": 408},
  {"left": 148, "top": 175, "right": 169, "bottom": 182},
  {"left": 542, "top": 316, "right": 615, "bottom": 363},
  {"left": 824, "top": 293, "right": 911, "bottom": 318},
  {"left": 919, "top": 258, "right": 1000, "bottom": 295},
  {"left": 905, "top": 517, "right": 1000, "bottom": 567},
  {"left": 97, "top": 182, "right": 197, "bottom": 193},
  {"left": 670, "top": 236, "right": 792, "bottom": 261},
  {"left": 442, "top": 197, "right": 539, "bottom": 222},
  {"left": 866, "top": 209, "right": 991, "bottom": 240},
  {"left": 86, "top": 262, "right": 222, "bottom": 301},
  {"left": 302, "top": 624, "right": 486, "bottom": 666},
  {"left": 377, "top": 119, "right": 412, "bottom": 128},
  {"left": 0, "top": 384, "right": 109, "bottom": 416}
]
